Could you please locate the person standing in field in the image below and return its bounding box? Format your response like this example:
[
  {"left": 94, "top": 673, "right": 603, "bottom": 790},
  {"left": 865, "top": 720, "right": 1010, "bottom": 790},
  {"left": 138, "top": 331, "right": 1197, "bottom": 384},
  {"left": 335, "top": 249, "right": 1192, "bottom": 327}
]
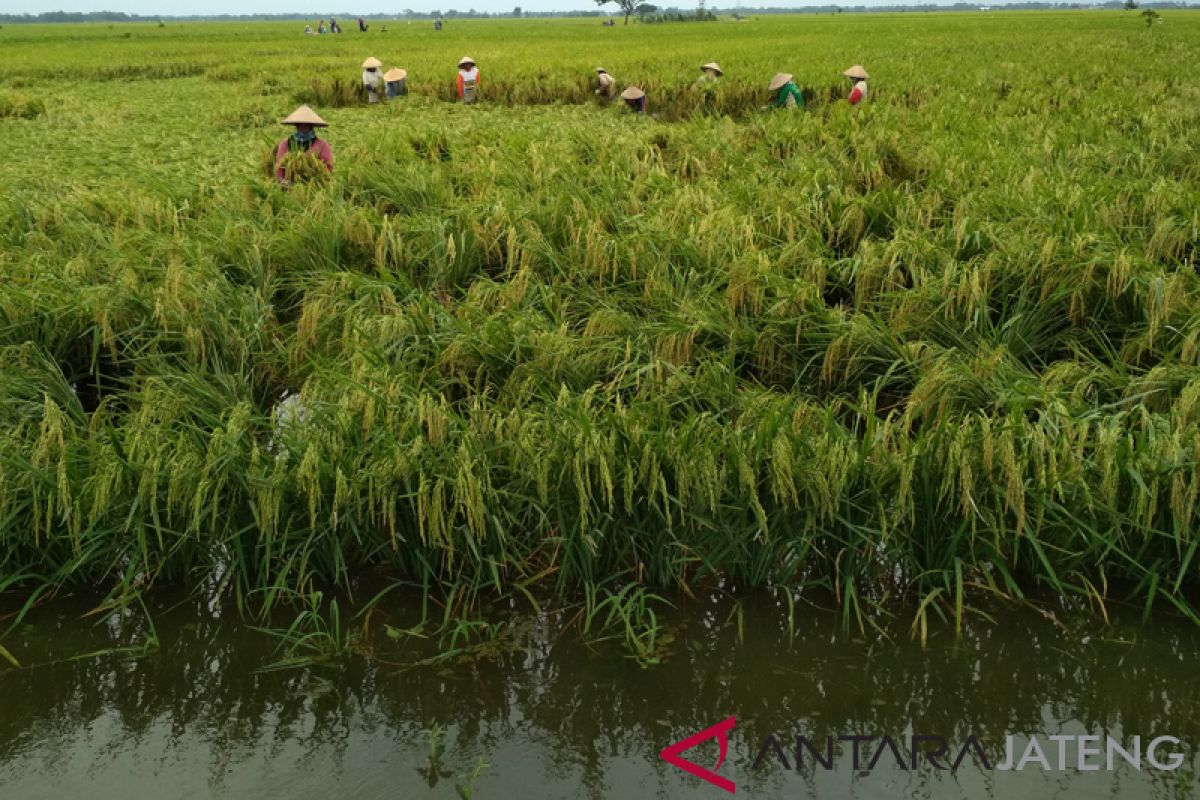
[
  {"left": 274, "top": 105, "right": 333, "bottom": 187},
  {"left": 620, "top": 86, "right": 646, "bottom": 113},
  {"left": 595, "top": 67, "right": 616, "bottom": 99},
  {"left": 362, "top": 57, "right": 385, "bottom": 104},
  {"left": 844, "top": 65, "right": 869, "bottom": 105},
  {"left": 768, "top": 72, "right": 803, "bottom": 109},
  {"left": 385, "top": 68, "right": 408, "bottom": 98},
  {"left": 317, "top": 20, "right": 326, "bottom": 34},
  {"left": 693, "top": 62, "right": 723, "bottom": 87},
  {"left": 358, "top": 17, "right": 368, "bottom": 32},
  {"left": 456, "top": 56, "right": 480, "bottom": 104}
]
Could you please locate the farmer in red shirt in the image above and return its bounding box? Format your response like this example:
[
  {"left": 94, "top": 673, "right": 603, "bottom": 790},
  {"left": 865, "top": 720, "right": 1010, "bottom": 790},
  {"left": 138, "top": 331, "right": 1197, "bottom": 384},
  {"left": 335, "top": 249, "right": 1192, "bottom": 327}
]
[
  {"left": 274, "top": 105, "right": 334, "bottom": 186},
  {"left": 456, "top": 56, "right": 480, "bottom": 104},
  {"left": 844, "top": 65, "right": 869, "bottom": 105}
]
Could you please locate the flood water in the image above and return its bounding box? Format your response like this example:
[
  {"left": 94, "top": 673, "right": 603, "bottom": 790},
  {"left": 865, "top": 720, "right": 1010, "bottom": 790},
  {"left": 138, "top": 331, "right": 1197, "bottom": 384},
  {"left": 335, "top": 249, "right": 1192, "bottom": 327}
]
[{"left": 1, "top": 588, "right": 1198, "bottom": 799}]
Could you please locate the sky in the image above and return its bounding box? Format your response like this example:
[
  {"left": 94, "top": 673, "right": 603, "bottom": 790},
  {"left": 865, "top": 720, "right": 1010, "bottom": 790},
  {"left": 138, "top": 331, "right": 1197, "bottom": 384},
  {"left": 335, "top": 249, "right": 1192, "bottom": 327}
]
[{"left": 0, "top": 0, "right": 851, "bottom": 16}]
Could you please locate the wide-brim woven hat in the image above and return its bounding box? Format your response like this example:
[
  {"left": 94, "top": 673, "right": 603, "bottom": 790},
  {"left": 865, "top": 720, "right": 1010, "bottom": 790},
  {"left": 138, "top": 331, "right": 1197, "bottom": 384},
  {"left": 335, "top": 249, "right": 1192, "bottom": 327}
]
[
  {"left": 596, "top": 67, "right": 608, "bottom": 74},
  {"left": 701, "top": 62, "right": 723, "bottom": 76},
  {"left": 843, "top": 64, "right": 869, "bottom": 80},
  {"left": 768, "top": 72, "right": 793, "bottom": 91},
  {"left": 362, "top": 57, "right": 382, "bottom": 69},
  {"left": 458, "top": 56, "right": 476, "bottom": 68},
  {"left": 281, "top": 105, "right": 328, "bottom": 127},
  {"left": 384, "top": 68, "right": 407, "bottom": 81},
  {"left": 620, "top": 86, "right": 645, "bottom": 100}
]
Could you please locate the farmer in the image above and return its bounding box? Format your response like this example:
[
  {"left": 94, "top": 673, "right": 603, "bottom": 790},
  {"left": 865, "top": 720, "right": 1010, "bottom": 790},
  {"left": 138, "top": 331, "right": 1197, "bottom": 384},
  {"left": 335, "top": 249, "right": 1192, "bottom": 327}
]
[
  {"left": 358, "top": 17, "right": 368, "bottom": 32},
  {"left": 317, "top": 20, "right": 326, "bottom": 34},
  {"left": 274, "top": 105, "right": 333, "bottom": 187},
  {"left": 304, "top": 24, "right": 314, "bottom": 35},
  {"left": 330, "top": 17, "right": 341, "bottom": 33},
  {"left": 595, "top": 67, "right": 616, "bottom": 99},
  {"left": 768, "top": 72, "right": 803, "bottom": 109},
  {"left": 620, "top": 86, "right": 646, "bottom": 114},
  {"left": 844, "top": 65, "right": 869, "bottom": 105},
  {"left": 456, "top": 56, "right": 480, "bottom": 104},
  {"left": 362, "top": 57, "right": 385, "bottom": 104},
  {"left": 385, "top": 68, "right": 408, "bottom": 98},
  {"left": 694, "top": 62, "right": 723, "bottom": 86}
]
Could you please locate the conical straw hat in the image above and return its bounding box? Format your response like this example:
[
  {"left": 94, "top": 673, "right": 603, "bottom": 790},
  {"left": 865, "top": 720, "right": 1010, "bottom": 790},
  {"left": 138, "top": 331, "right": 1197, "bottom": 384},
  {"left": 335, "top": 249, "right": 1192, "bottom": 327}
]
[
  {"left": 281, "top": 105, "right": 328, "bottom": 127},
  {"left": 843, "top": 64, "right": 869, "bottom": 80},
  {"left": 701, "top": 62, "right": 723, "bottom": 75},
  {"left": 768, "top": 72, "right": 793, "bottom": 91},
  {"left": 595, "top": 67, "right": 608, "bottom": 74},
  {"left": 458, "top": 55, "right": 476, "bottom": 67},
  {"left": 384, "top": 68, "right": 407, "bottom": 81},
  {"left": 620, "top": 86, "right": 645, "bottom": 100},
  {"left": 362, "top": 57, "right": 382, "bottom": 69}
]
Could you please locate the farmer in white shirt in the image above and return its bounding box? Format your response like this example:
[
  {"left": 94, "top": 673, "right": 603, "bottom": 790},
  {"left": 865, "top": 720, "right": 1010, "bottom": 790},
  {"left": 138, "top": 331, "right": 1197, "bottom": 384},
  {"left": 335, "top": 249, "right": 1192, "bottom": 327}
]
[{"left": 362, "top": 57, "right": 384, "bottom": 104}]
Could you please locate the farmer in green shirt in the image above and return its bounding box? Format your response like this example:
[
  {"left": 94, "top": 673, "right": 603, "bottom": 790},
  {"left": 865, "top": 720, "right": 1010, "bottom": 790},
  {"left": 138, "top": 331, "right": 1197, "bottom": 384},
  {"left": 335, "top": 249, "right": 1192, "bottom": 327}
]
[
  {"left": 693, "top": 62, "right": 723, "bottom": 88},
  {"left": 768, "top": 72, "right": 803, "bottom": 109}
]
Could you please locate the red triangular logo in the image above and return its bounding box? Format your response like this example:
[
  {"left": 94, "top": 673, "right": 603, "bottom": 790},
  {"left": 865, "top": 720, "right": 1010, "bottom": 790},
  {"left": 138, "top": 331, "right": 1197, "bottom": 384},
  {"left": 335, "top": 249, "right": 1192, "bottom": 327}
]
[{"left": 660, "top": 716, "right": 737, "bottom": 794}]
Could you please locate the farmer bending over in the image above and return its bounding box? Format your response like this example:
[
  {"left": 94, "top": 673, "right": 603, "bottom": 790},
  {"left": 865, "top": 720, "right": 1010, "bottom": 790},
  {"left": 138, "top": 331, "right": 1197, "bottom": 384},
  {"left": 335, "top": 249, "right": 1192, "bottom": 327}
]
[
  {"left": 621, "top": 86, "right": 646, "bottom": 113},
  {"left": 385, "top": 68, "right": 408, "bottom": 98},
  {"left": 595, "top": 67, "right": 615, "bottom": 99},
  {"left": 768, "top": 72, "right": 803, "bottom": 109},
  {"left": 275, "top": 105, "right": 333, "bottom": 187}
]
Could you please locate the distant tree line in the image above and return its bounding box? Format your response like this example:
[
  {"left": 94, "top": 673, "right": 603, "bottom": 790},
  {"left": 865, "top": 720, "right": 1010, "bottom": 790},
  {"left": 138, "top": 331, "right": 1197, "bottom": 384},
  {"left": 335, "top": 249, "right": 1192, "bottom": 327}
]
[
  {"left": 719, "top": 1, "right": 1192, "bottom": 12},
  {"left": 0, "top": 2, "right": 1194, "bottom": 23},
  {"left": 639, "top": 9, "right": 719, "bottom": 22},
  {"left": 0, "top": 10, "right": 606, "bottom": 22}
]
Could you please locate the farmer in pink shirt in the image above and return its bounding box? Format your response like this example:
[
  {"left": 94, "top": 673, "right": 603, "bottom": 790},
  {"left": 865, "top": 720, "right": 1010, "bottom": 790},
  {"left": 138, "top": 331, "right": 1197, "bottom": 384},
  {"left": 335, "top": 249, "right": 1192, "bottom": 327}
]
[{"left": 274, "top": 105, "right": 334, "bottom": 186}]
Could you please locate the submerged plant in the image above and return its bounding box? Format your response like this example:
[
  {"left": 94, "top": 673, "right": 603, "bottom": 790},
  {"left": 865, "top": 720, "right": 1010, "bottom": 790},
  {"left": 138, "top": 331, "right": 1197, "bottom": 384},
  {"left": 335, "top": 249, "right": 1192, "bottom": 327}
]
[
  {"left": 581, "top": 583, "right": 675, "bottom": 666},
  {"left": 253, "top": 591, "right": 354, "bottom": 671},
  {"left": 455, "top": 757, "right": 490, "bottom": 800},
  {"left": 418, "top": 724, "right": 453, "bottom": 787}
]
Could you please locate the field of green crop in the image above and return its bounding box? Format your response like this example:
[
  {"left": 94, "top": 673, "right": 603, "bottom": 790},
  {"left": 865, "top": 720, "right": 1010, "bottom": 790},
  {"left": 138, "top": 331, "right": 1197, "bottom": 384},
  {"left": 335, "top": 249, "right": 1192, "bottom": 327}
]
[{"left": 1, "top": 12, "right": 1198, "bottom": 629}]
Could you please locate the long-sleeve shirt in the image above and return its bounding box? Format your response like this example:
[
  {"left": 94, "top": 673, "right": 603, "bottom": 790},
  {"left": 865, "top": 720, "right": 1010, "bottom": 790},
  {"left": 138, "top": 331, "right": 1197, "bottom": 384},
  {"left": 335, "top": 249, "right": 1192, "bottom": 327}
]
[
  {"left": 456, "top": 67, "right": 480, "bottom": 101},
  {"left": 596, "top": 73, "right": 615, "bottom": 97},
  {"left": 848, "top": 80, "right": 868, "bottom": 105},
  {"left": 773, "top": 82, "right": 804, "bottom": 109},
  {"left": 275, "top": 136, "right": 334, "bottom": 183}
]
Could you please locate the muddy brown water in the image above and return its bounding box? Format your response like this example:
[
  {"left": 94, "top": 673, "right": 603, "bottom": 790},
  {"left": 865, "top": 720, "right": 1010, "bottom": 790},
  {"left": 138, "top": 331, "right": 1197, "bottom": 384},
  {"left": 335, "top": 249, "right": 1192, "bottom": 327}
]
[{"left": 1, "top": 589, "right": 1198, "bottom": 799}]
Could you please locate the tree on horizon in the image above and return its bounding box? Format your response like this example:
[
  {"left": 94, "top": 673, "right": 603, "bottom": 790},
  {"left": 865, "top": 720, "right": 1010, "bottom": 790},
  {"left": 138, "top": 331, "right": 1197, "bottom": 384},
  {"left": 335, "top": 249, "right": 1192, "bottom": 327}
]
[{"left": 594, "top": 0, "right": 640, "bottom": 25}]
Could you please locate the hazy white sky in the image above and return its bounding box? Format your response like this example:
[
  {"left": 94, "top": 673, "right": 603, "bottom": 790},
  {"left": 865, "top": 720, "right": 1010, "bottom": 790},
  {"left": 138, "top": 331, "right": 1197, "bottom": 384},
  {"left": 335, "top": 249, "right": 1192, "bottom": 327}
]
[{"left": 0, "top": 0, "right": 852, "bottom": 15}]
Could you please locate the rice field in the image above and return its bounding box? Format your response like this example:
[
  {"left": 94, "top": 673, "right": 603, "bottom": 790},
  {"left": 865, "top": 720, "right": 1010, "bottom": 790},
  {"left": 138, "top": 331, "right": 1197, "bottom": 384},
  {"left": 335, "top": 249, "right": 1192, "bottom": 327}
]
[{"left": 1, "top": 12, "right": 1199, "bottom": 631}]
